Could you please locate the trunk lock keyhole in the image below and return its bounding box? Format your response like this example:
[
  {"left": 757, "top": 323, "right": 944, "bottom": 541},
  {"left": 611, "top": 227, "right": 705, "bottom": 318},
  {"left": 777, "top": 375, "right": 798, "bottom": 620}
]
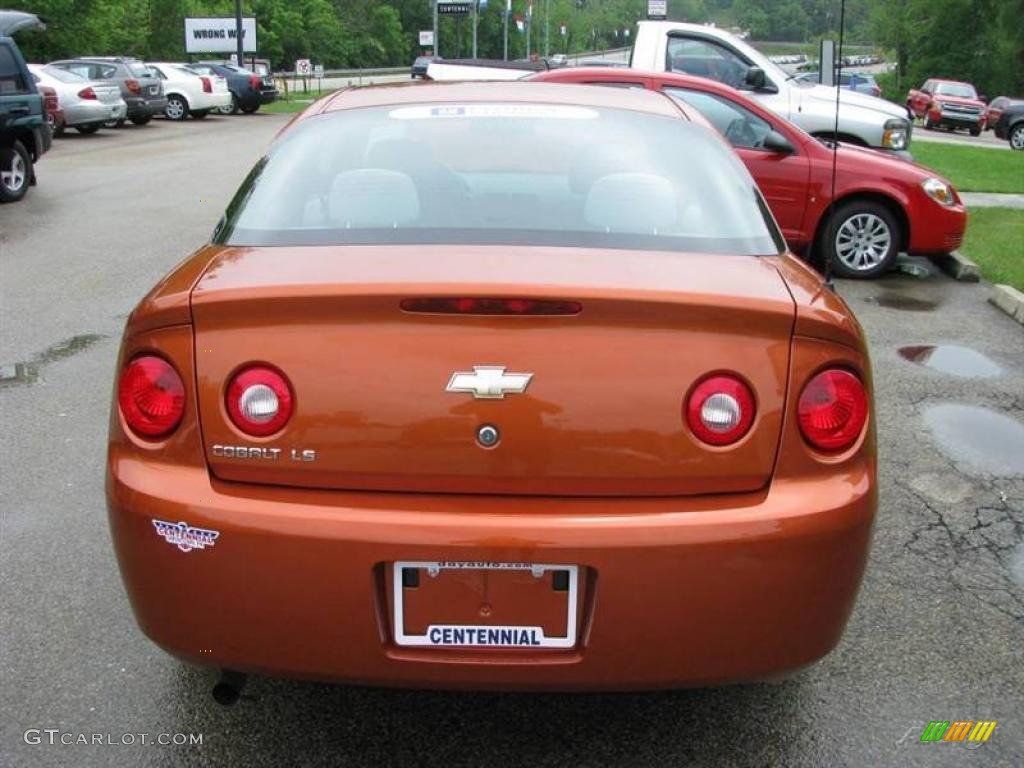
[{"left": 476, "top": 424, "right": 500, "bottom": 448}]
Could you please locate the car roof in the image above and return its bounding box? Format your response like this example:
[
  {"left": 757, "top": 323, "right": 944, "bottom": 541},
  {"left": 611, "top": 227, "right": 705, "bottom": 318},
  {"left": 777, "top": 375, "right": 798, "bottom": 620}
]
[
  {"left": 311, "top": 81, "right": 684, "bottom": 120},
  {"left": 933, "top": 79, "right": 974, "bottom": 86}
]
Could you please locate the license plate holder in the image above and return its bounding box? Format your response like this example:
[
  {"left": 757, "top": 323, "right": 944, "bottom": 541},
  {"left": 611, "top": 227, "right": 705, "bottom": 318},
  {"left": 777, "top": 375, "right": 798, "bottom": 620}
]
[{"left": 392, "top": 561, "right": 579, "bottom": 649}]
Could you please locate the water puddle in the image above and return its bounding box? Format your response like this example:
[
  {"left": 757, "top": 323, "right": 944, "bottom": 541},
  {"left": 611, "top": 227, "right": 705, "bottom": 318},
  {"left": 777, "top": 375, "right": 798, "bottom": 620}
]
[
  {"left": 865, "top": 294, "right": 938, "bottom": 312},
  {"left": 898, "top": 345, "right": 1003, "bottom": 378},
  {"left": 0, "top": 334, "right": 105, "bottom": 389},
  {"left": 924, "top": 404, "right": 1024, "bottom": 476},
  {"left": 37, "top": 333, "right": 104, "bottom": 363}
]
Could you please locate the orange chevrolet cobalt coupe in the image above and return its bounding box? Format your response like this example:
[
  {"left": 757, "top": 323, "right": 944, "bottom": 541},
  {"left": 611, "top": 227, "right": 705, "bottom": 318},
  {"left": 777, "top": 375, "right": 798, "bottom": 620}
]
[{"left": 107, "top": 83, "right": 876, "bottom": 698}]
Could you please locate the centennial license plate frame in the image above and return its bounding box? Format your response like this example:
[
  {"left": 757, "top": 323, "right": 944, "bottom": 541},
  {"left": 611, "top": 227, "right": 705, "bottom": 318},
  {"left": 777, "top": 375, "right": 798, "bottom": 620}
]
[{"left": 392, "top": 561, "right": 579, "bottom": 649}]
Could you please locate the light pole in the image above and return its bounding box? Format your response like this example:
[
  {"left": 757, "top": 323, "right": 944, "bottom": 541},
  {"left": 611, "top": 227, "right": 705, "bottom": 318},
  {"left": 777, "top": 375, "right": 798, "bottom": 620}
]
[
  {"left": 234, "top": 0, "right": 244, "bottom": 67},
  {"left": 433, "top": 0, "right": 439, "bottom": 58},
  {"left": 544, "top": 0, "right": 549, "bottom": 57},
  {"left": 472, "top": 1, "right": 478, "bottom": 58},
  {"left": 503, "top": 0, "right": 509, "bottom": 60}
]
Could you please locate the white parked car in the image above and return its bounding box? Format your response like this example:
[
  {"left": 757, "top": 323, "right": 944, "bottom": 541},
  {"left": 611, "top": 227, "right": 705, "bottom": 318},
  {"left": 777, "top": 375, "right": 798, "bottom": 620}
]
[
  {"left": 630, "top": 21, "right": 913, "bottom": 156},
  {"left": 27, "top": 63, "right": 126, "bottom": 135},
  {"left": 145, "top": 62, "right": 231, "bottom": 120}
]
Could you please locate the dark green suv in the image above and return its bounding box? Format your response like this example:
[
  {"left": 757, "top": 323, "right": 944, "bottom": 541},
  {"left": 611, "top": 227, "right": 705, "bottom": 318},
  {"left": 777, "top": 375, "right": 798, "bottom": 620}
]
[{"left": 1, "top": 12, "right": 50, "bottom": 203}]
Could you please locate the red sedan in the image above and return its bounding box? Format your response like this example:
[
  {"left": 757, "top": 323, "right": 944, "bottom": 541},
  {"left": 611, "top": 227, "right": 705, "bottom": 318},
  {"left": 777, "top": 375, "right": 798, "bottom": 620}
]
[{"left": 533, "top": 68, "right": 967, "bottom": 279}]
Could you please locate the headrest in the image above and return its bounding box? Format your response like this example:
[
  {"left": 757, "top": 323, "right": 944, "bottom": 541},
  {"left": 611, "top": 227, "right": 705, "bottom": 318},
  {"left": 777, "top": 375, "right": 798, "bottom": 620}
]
[
  {"left": 329, "top": 169, "right": 420, "bottom": 228},
  {"left": 584, "top": 173, "right": 677, "bottom": 234}
]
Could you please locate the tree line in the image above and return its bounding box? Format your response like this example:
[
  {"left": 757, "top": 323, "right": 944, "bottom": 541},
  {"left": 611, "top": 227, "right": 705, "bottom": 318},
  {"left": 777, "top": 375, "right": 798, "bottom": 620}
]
[{"left": 8, "top": 1, "right": 1022, "bottom": 97}]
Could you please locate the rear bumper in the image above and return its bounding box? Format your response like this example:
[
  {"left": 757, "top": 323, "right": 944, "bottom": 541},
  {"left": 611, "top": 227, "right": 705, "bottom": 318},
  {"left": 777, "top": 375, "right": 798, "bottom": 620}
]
[
  {"left": 238, "top": 89, "right": 278, "bottom": 108},
  {"left": 64, "top": 100, "right": 126, "bottom": 126},
  {"left": 125, "top": 97, "right": 168, "bottom": 118},
  {"left": 108, "top": 451, "right": 875, "bottom": 690},
  {"left": 191, "top": 92, "right": 232, "bottom": 111}
]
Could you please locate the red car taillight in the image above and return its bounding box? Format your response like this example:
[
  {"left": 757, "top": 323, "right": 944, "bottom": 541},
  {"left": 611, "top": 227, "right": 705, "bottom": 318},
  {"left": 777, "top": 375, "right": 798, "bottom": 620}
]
[
  {"left": 125, "top": 78, "right": 142, "bottom": 94},
  {"left": 77, "top": 87, "right": 97, "bottom": 100},
  {"left": 685, "top": 374, "right": 756, "bottom": 446},
  {"left": 249, "top": 75, "right": 261, "bottom": 89},
  {"left": 118, "top": 355, "right": 186, "bottom": 439},
  {"left": 226, "top": 365, "right": 293, "bottom": 436},
  {"left": 797, "top": 369, "right": 868, "bottom": 452},
  {"left": 200, "top": 76, "right": 212, "bottom": 93}
]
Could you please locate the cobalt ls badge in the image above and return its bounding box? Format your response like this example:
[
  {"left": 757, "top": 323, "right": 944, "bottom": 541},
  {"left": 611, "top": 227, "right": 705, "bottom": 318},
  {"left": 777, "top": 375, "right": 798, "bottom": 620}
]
[{"left": 152, "top": 520, "right": 220, "bottom": 553}]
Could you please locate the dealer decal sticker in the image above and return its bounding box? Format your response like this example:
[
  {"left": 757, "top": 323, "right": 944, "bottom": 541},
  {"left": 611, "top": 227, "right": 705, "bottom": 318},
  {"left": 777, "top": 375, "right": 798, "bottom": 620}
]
[{"left": 152, "top": 520, "right": 219, "bottom": 553}]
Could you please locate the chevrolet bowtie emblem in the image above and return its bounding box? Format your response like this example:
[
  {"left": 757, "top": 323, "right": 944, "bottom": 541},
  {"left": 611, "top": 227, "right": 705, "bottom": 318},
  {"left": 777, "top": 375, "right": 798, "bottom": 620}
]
[{"left": 446, "top": 366, "right": 533, "bottom": 399}]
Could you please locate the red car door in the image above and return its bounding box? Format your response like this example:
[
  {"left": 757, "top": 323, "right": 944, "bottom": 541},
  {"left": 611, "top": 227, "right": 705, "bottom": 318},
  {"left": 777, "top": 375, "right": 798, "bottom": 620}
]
[
  {"left": 911, "top": 81, "right": 932, "bottom": 116},
  {"left": 660, "top": 85, "right": 812, "bottom": 246}
]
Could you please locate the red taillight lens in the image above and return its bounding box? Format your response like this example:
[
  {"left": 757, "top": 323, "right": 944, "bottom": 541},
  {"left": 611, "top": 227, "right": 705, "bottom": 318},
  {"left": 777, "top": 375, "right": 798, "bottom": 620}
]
[
  {"left": 226, "top": 366, "right": 293, "bottom": 436},
  {"left": 77, "top": 87, "right": 97, "bottom": 100},
  {"left": 201, "top": 76, "right": 212, "bottom": 93},
  {"left": 249, "top": 75, "right": 261, "bottom": 89},
  {"left": 125, "top": 78, "right": 142, "bottom": 94},
  {"left": 400, "top": 298, "right": 582, "bottom": 315},
  {"left": 797, "top": 369, "right": 868, "bottom": 452},
  {"left": 685, "top": 374, "right": 756, "bottom": 446},
  {"left": 118, "top": 355, "right": 186, "bottom": 439}
]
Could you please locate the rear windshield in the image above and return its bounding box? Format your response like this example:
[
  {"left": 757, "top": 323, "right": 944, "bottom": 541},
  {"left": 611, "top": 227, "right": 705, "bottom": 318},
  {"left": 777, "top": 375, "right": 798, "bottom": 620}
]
[
  {"left": 128, "top": 62, "right": 152, "bottom": 77},
  {"left": 41, "top": 66, "right": 86, "bottom": 83},
  {"left": 215, "top": 103, "right": 783, "bottom": 255}
]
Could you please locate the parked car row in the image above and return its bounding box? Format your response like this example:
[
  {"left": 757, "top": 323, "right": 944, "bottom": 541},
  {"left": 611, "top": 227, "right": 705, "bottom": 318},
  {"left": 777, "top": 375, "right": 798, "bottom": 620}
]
[{"left": 2, "top": 9, "right": 281, "bottom": 204}]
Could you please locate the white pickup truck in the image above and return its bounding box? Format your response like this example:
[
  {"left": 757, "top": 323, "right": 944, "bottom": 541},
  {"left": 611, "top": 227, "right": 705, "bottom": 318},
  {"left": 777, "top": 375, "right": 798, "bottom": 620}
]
[{"left": 631, "top": 21, "right": 912, "bottom": 155}]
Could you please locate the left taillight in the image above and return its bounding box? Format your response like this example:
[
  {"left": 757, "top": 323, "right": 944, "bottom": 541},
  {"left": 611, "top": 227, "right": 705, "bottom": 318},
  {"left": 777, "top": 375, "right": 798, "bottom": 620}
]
[
  {"left": 118, "top": 355, "right": 186, "bottom": 439},
  {"left": 200, "top": 76, "right": 212, "bottom": 93},
  {"left": 249, "top": 75, "right": 261, "bottom": 90},
  {"left": 125, "top": 78, "right": 142, "bottom": 95}
]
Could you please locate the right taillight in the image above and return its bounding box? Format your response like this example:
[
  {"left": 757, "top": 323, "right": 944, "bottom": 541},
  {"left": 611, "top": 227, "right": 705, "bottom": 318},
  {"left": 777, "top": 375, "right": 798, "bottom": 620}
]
[
  {"left": 118, "top": 355, "right": 186, "bottom": 439},
  {"left": 685, "top": 374, "right": 756, "bottom": 446},
  {"left": 226, "top": 365, "right": 293, "bottom": 436},
  {"left": 797, "top": 369, "right": 868, "bottom": 452},
  {"left": 77, "top": 87, "right": 97, "bottom": 100}
]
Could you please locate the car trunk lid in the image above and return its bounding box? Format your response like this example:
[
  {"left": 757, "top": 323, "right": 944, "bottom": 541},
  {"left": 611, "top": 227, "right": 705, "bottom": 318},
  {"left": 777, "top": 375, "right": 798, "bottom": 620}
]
[{"left": 190, "top": 245, "right": 795, "bottom": 497}]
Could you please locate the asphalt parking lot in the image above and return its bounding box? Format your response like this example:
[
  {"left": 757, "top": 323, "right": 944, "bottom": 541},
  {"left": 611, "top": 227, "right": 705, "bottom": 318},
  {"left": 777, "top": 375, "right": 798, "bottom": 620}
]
[{"left": 1, "top": 115, "right": 1022, "bottom": 768}]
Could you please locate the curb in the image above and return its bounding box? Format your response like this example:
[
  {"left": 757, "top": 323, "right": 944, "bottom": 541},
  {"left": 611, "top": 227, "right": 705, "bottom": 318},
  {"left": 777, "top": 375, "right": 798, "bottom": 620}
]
[
  {"left": 989, "top": 284, "right": 1024, "bottom": 325},
  {"left": 929, "top": 250, "right": 981, "bottom": 282}
]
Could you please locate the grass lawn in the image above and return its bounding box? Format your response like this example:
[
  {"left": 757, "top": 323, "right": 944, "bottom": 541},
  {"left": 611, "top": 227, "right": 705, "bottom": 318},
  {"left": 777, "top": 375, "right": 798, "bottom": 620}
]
[
  {"left": 260, "top": 99, "right": 316, "bottom": 115},
  {"left": 912, "top": 142, "right": 1024, "bottom": 194},
  {"left": 960, "top": 207, "right": 1024, "bottom": 290}
]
